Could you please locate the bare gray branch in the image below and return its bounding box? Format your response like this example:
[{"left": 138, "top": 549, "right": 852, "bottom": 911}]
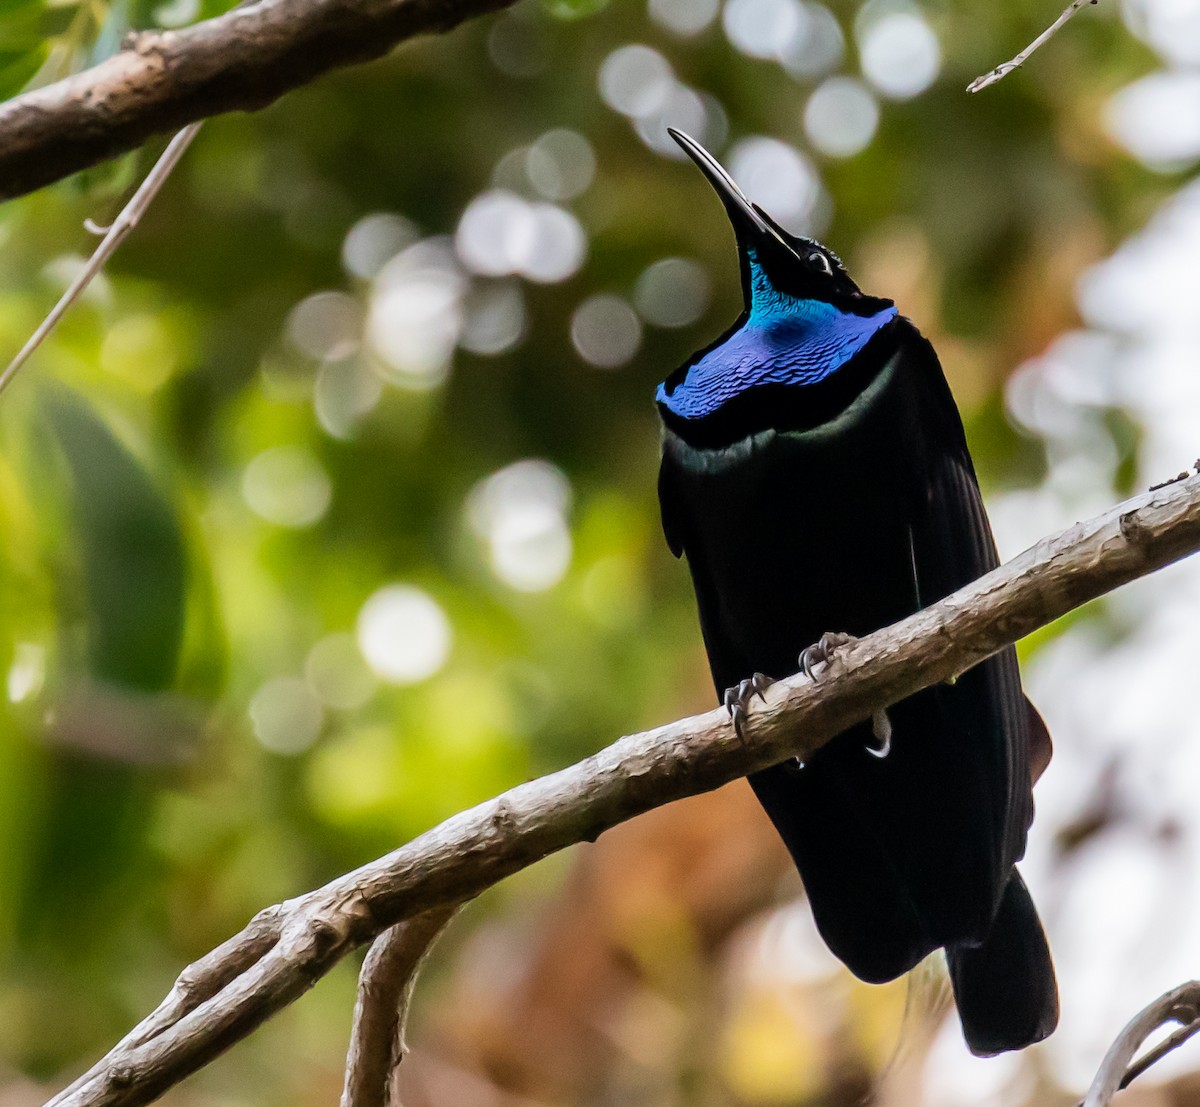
[
  {"left": 341, "top": 905, "right": 462, "bottom": 1107},
  {"left": 0, "top": 0, "right": 520, "bottom": 200},
  {"left": 1119, "top": 1016, "right": 1200, "bottom": 1092},
  {"left": 44, "top": 471, "right": 1200, "bottom": 1107}
]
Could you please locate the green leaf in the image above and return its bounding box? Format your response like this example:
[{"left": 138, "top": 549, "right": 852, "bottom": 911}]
[
  {"left": 0, "top": 45, "right": 45, "bottom": 98},
  {"left": 45, "top": 390, "right": 187, "bottom": 693},
  {"left": 0, "top": 0, "right": 47, "bottom": 22}
]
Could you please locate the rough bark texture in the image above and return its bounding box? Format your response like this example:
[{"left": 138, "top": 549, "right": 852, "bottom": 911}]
[
  {"left": 339, "top": 905, "right": 461, "bottom": 1107},
  {"left": 0, "top": 0, "right": 518, "bottom": 200},
  {"left": 43, "top": 470, "right": 1200, "bottom": 1107}
]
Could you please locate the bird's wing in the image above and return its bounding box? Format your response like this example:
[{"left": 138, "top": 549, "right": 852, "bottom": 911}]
[
  {"left": 904, "top": 327, "right": 1038, "bottom": 865},
  {"left": 657, "top": 450, "right": 687, "bottom": 559}
]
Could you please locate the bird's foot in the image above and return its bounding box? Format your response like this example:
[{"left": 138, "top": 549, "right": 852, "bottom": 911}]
[
  {"left": 723, "top": 673, "right": 774, "bottom": 743},
  {"left": 798, "top": 631, "right": 858, "bottom": 681},
  {"left": 799, "top": 631, "right": 892, "bottom": 759}
]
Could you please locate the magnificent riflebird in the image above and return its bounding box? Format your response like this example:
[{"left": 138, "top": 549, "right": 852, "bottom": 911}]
[{"left": 655, "top": 130, "right": 1058, "bottom": 1056}]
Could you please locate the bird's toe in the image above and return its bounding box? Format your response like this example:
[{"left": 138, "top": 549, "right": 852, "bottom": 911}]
[
  {"left": 799, "top": 631, "right": 859, "bottom": 681},
  {"left": 723, "top": 673, "right": 774, "bottom": 742}
]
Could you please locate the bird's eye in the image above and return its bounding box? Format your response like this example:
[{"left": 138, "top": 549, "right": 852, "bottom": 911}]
[{"left": 808, "top": 251, "right": 833, "bottom": 276}]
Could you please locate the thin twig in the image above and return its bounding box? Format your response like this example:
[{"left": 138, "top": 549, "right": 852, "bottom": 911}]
[
  {"left": 340, "top": 904, "right": 462, "bottom": 1107},
  {"left": 0, "top": 122, "right": 201, "bottom": 398},
  {"left": 968, "top": 0, "right": 1100, "bottom": 93},
  {"left": 1081, "top": 982, "right": 1200, "bottom": 1107},
  {"left": 48, "top": 902, "right": 287, "bottom": 1104},
  {"left": 1119, "top": 1016, "right": 1200, "bottom": 1091},
  {"left": 39, "top": 471, "right": 1200, "bottom": 1107}
]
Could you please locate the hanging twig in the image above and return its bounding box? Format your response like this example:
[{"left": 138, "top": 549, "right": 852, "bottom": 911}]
[
  {"left": 340, "top": 904, "right": 463, "bottom": 1107},
  {"left": 0, "top": 122, "right": 201, "bottom": 398},
  {"left": 968, "top": 0, "right": 1100, "bottom": 93},
  {"left": 1081, "top": 981, "right": 1200, "bottom": 1107}
]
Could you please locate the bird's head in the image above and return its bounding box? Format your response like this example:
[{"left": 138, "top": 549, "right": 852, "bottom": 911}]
[
  {"left": 668, "top": 128, "right": 894, "bottom": 321},
  {"left": 655, "top": 132, "right": 900, "bottom": 431}
]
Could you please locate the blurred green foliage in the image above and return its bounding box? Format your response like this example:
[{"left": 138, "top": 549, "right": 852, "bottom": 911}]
[{"left": 0, "top": 0, "right": 1180, "bottom": 1101}]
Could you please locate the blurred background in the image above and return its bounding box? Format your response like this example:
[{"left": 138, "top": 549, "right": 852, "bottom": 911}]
[{"left": 0, "top": 0, "right": 1199, "bottom": 1102}]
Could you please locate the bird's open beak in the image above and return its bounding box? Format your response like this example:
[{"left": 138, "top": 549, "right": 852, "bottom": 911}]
[{"left": 668, "top": 129, "right": 795, "bottom": 257}]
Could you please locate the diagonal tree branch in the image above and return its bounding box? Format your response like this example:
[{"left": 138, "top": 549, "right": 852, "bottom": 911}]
[
  {"left": 43, "top": 469, "right": 1200, "bottom": 1107},
  {"left": 0, "top": 0, "right": 520, "bottom": 201}
]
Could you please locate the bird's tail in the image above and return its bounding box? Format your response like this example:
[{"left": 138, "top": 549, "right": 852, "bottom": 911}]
[{"left": 946, "top": 868, "right": 1059, "bottom": 1056}]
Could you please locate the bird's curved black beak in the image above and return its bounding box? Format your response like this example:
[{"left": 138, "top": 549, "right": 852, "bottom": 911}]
[
  {"left": 668, "top": 128, "right": 798, "bottom": 262},
  {"left": 669, "top": 129, "right": 776, "bottom": 241},
  {"left": 668, "top": 128, "right": 894, "bottom": 316}
]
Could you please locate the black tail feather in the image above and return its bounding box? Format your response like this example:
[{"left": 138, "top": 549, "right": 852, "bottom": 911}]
[{"left": 947, "top": 869, "right": 1059, "bottom": 1056}]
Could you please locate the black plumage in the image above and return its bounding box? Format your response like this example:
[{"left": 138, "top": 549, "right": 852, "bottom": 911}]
[{"left": 656, "top": 131, "right": 1058, "bottom": 1056}]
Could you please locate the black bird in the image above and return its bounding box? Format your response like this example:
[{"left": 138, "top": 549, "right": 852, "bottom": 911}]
[{"left": 655, "top": 130, "right": 1058, "bottom": 1056}]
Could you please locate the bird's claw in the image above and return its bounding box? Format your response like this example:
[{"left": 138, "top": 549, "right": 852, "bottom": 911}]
[
  {"left": 798, "top": 631, "right": 857, "bottom": 681},
  {"left": 868, "top": 709, "right": 892, "bottom": 758},
  {"left": 723, "top": 672, "right": 773, "bottom": 742},
  {"left": 799, "top": 632, "right": 892, "bottom": 759}
]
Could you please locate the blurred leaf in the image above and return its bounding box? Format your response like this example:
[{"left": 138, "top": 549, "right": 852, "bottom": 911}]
[
  {"left": 1103, "top": 404, "right": 1143, "bottom": 497},
  {"left": 0, "top": 47, "right": 46, "bottom": 98},
  {"left": 0, "top": 0, "right": 48, "bottom": 32},
  {"left": 45, "top": 388, "right": 186, "bottom": 692}
]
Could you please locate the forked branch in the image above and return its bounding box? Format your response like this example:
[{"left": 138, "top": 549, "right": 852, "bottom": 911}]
[
  {"left": 1083, "top": 981, "right": 1200, "bottom": 1106},
  {"left": 43, "top": 468, "right": 1200, "bottom": 1107}
]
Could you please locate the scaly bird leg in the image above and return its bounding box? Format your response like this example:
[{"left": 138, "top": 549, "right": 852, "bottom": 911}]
[
  {"left": 723, "top": 673, "right": 774, "bottom": 742},
  {"left": 799, "top": 631, "right": 892, "bottom": 759}
]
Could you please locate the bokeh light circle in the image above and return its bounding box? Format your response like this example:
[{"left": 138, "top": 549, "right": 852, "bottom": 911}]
[
  {"left": 634, "top": 258, "right": 711, "bottom": 328},
  {"left": 571, "top": 295, "right": 643, "bottom": 368},
  {"left": 728, "top": 137, "right": 822, "bottom": 232},
  {"left": 804, "top": 77, "right": 880, "bottom": 158},
  {"left": 356, "top": 584, "right": 453, "bottom": 685},
  {"left": 859, "top": 8, "right": 941, "bottom": 101},
  {"left": 242, "top": 446, "right": 332, "bottom": 528}
]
